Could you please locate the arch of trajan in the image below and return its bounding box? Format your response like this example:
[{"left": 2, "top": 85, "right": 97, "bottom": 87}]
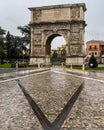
[{"left": 29, "top": 3, "right": 86, "bottom": 66}]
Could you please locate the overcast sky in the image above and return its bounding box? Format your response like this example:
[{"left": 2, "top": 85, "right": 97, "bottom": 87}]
[{"left": 0, "top": 0, "right": 104, "bottom": 49}]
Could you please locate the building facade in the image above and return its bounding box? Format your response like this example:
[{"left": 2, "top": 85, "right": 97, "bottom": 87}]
[{"left": 86, "top": 40, "right": 104, "bottom": 62}]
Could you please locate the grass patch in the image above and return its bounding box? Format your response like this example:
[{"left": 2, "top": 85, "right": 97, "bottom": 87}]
[
  {"left": 0, "top": 63, "right": 39, "bottom": 69},
  {"left": 85, "top": 67, "right": 104, "bottom": 71},
  {"left": 66, "top": 65, "right": 104, "bottom": 71},
  {"left": 0, "top": 64, "right": 11, "bottom": 68},
  {"left": 52, "top": 62, "right": 61, "bottom": 66},
  {"left": 73, "top": 66, "right": 82, "bottom": 70}
]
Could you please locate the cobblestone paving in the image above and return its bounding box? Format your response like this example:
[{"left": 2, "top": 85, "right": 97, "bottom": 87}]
[{"left": 0, "top": 70, "right": 104, "bottom": 130}]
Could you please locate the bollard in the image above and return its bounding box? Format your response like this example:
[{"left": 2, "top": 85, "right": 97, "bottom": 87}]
[
  {"left": 82, "top": 64, "right": 85, "bottom": 71},
  {"left": 38, "top": 63, "right": 40, "bottom": 69},
  {"left": 70, "top": 64, "right": 72, "bottom": 70},
  {"left": 16, "top": 63, "right": 18, "bottom": 69},
  {"left": 61, "top": 62, "right": 64, "bottom": 70}
]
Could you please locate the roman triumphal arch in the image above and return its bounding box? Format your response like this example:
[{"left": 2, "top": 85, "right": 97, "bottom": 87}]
[{"left": 29, "top": 3, "right": 86, "bottom": 66}]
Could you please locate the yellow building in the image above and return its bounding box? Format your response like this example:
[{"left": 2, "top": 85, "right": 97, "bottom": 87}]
[{"left": 51, "top": 44, "right": 66, "bottom": 57}]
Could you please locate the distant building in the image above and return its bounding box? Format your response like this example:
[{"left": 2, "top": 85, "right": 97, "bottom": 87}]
[
  {"left": 86, "top": 40, "right": 104, "bottom": 62},
  {"left": 51, "top": 44, "right": 66, "bottom": 57}
]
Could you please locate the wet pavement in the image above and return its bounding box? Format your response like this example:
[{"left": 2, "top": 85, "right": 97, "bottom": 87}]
[
  {"left": 0, "top": 68, "right": 33, "bottom": 74},
  {"left": 0, "top": 69, "right": 104, "bottom": 130}
]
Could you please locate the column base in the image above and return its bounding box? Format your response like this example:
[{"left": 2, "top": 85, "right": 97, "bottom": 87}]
[
  {"left": 66, "top": 56, "right": 85, "bottom": 65},
  {"left": 29, "top": 56, "right": 51, "bottom": 66}
]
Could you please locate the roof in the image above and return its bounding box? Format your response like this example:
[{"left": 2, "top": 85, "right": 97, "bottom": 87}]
[{"left": 86, "top": 40, "right": 104, "bottom": 45}]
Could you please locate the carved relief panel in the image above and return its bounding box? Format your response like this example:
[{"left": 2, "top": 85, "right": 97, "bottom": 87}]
[
  {"left": 34, "top": 34, "right": 42, "bottom": 45},
  {"left": 70, "top": 24, "right": 81, "bottom": 44},
  {"left": 34, "top": 47, "right": 41, "bottom": 55},
  {"left": 70, "top": 44, "right": 81, "bottom": 55},
  {"left": 71, "top": 7, "right": 80, "bottom": 19},
  {"left": 70, "top": 33, "right": 80, "bottom": 42}
]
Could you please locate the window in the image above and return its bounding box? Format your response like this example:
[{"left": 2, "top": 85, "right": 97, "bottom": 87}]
[
  {"left": 95, "top": 46, "right": 97, "bottom": 49},
  {"left": 89, "top": 46, "right": 92, "bottom": 49},
  {"left": 95, "top": 52, "right": 97, "bottom": 55}
]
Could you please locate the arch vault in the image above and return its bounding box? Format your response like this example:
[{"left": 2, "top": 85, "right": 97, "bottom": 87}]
[{"left": 29, "top": 3, "right": 87, "bottom": 66}]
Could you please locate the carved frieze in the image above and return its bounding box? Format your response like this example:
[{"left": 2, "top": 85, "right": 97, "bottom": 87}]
[
  {"left": 71, "top": 25, "right": 80, "bottom": 33},
  {"left": 71, "top": 7, "right": 80, "bottom": 19},
  {"left": 43, "top": 30, "right": 54, "bottom": 37},
  {"left": 70, "top": 44, "right": 81, "bottom": 55},
  {"left": 58, "top": 29, "right": 68, "bottom": 36},
  {"left": 57, "top": 24, "right": 69, "bottom": 29}
]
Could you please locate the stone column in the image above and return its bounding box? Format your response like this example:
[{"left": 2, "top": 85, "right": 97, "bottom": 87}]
[
  {"left": 69, "top": 8, "right": 71, "bottom": 20},
  {"left": 80, "top": 25, "right": 85, "bottom": 56},
  {"left": 66, "top": 31, "right": 70, "bottom": 56},
  {"left": 30, "top": 11, "right": 34, "bottom": 23},
  {"left": 41, "top": 32, "right": 45, "bottom": 55},
  {"left": 30, "top": 28, "right": 34, "bottom": 56},
  {"left": 80, "top": 7, "right": 84, "bottom": 20}
]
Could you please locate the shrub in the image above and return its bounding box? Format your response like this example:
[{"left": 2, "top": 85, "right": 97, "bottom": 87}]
[{"left": 88, "top": 54, "right": 98, "bottom": 68}]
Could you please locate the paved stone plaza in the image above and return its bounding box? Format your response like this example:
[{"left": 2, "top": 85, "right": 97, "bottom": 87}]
[{"left": 0, "top": 69, "right": 104, "bottom": 130}]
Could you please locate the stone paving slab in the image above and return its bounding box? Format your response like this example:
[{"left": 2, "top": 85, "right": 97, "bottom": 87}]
[
  {"left": 0, "top": 81, "right": 42, "bottom": 130},
  {"left": 20, "top": 72, "right": 83, "bottom": 123},
  {"left": 0, "top": 70, "right": 104, "bottom": 130},
  {"left": 61, "top": 79, "right": 104, "bottom": 130}
]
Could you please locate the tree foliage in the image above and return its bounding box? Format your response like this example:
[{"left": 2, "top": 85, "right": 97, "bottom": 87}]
[
  {"left": 0, "top": 27, "right": 6, "bottom": 61},
  {"left": 17, "top": 25, "right": 30, "bottom": 46},
  {"left": 5, "top": 31, "right": 24, "bottom": 59},
  {"left": 0, "top": 25, "right": 30, "bottom": 62}
]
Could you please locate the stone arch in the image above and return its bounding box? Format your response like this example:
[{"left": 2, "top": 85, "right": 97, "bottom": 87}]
[
  {"left": 29, "top": 3, "right": 86, "bottom": 66},
  {"left": 45, "top": 33, "right": 66, "bottom": 55}
]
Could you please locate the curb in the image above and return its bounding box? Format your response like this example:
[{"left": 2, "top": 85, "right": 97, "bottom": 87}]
[
  {"left": 65, "top": 68, "right": 104, "bottom": 78},
  {"left": 0, "top": 68, "right": 50, "bottom": 78}
]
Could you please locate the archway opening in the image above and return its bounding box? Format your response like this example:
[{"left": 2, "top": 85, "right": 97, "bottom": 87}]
[{"left": 46, "top": 34, "right": 66, "bottom": 65}]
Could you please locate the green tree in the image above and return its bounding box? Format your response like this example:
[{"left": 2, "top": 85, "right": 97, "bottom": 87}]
[
  {"left": 5, "top": 31, "right": 12, "bottom": 59},
  {"left": 89, "top": 54, "right": 98, "bottom": 68},
  {"left": 10, "top": 35, "right": 23, "bottom": 59},
  {"left": 52, "top": 50, "right": 58, "bottom": 59},
  {"left": 61, "top": 49, "right": 66, "bottom": 57},
  {"left": 5, "top": 32, "right": 24, "bottom": 59},
  {"left": 0, "top": 27, "right": 6, "bottom": 62},
  {"left": 17, "top": 25, "right": 30, "bottom": 46},
  {"left": 18, "top": 25, "right": 30, "bottom": 58}
]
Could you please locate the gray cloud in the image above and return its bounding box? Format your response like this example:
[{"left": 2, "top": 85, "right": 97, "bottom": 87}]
[{"left": 0, "top": 0, "right": 104, "bottom": 46}]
